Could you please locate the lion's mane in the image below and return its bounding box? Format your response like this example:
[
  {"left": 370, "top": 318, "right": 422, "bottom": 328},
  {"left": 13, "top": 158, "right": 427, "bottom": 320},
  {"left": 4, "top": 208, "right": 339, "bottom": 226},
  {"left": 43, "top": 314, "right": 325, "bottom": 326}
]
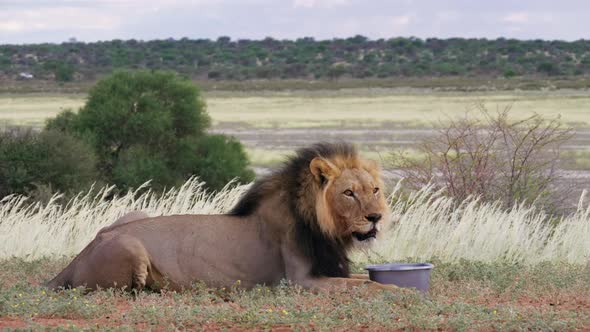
[{"left": 230, "top": 142, "right": 367, "bottom": 278}]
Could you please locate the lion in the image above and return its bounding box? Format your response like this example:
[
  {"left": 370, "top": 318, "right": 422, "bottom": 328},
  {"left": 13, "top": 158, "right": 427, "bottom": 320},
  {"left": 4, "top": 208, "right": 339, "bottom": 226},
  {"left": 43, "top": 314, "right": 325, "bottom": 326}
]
[{"left": 47, "top": 142, "right": 393, "bottom": 292}]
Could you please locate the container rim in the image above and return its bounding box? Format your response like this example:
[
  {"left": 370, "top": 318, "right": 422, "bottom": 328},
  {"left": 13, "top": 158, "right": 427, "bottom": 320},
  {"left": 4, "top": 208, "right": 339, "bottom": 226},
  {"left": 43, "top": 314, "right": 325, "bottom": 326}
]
[{"left": 365, "top": 263, "right": 434, "bottom": 271}]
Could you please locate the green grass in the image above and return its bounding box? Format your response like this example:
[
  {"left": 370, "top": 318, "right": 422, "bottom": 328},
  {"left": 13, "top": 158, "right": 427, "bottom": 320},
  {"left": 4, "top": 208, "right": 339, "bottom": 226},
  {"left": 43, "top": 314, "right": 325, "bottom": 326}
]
[{"left": 1, "top": 258, "right": 588, "bottom": 330}]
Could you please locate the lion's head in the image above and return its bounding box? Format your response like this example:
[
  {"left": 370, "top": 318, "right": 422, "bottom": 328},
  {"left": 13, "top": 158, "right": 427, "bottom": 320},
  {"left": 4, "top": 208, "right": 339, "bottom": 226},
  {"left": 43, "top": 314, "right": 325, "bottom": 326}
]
[
  {"left": 230, "top": 142, "right": 389, "bottom": 277},
  {"left": 308, "top": 151, "right": 388, "bottom": 242}
]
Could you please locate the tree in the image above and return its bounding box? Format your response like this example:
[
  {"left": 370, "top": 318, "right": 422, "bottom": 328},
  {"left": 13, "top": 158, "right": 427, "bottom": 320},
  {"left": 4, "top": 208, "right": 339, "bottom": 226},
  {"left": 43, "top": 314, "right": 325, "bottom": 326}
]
[
  {"left": 48, "top": 70, "right": 254, "bottom": 191},
  {"left": 537, "top": 62, "right": 561, "bottom": 76},
  {"left": 43, "top": 60, "right": 75, "bottom": 82},
  {"left": 75, "top": 71, "right": 210, "bottom": 176}
]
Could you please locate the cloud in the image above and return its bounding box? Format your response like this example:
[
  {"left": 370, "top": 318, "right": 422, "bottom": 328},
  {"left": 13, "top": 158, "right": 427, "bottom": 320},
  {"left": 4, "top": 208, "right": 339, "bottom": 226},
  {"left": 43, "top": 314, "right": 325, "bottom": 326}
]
[
  {"left": 292, "top": 0, "right": 350, "bottom": 9},
  {"left": 502, "top": 11, "right": 555, "bottom": 26},
  {"left": 391, "top": 14, "right": 412, "bottom": 26},
  {"left": 0, "top": 7, "right": 121, "bottom": 33},
  {"left": 0, "top": 21, "right": 24, "bottom": 33},
  {"left": 503, "top": 12, "right": 529, "bottom": 24},
  {"left": 0, "top": 0, "right": 220, "bottom": 33}
]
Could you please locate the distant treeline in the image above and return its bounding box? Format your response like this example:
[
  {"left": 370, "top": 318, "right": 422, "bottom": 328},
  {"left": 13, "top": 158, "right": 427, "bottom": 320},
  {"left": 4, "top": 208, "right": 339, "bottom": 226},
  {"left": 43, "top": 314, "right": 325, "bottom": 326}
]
[{"left": 2, "top": 36, "right": 590, "bottom": 81}]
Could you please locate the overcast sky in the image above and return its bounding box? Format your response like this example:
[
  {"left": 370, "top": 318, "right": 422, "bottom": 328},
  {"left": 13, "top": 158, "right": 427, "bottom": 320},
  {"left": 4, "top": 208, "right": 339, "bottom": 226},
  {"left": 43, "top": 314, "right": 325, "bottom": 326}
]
[{"left": 1, "top": 0, "right": 589, "bottom": 44}]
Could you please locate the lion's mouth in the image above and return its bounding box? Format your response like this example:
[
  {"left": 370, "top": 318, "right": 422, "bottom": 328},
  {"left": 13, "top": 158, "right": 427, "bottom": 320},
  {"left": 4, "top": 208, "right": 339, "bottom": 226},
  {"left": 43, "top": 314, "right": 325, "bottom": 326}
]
[{"left": 353, "top": 227, "right": 378, "bottom": 241}]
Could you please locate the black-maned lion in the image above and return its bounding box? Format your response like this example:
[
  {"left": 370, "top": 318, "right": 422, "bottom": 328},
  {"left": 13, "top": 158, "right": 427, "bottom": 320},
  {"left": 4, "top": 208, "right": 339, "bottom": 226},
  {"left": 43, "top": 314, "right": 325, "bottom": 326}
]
[{"left": 47, "top": 142, "right": 393, "bottom": 292}]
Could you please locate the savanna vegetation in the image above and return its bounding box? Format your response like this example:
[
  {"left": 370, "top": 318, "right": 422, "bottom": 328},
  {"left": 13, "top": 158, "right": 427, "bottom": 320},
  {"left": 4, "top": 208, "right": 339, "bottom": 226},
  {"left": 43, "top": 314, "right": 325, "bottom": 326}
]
[
  {"left": 2, "top": 37, "right": 590, "bottom": 330},
  {"left": 3, "top": 36, "right": 590, "bottom": 83}
]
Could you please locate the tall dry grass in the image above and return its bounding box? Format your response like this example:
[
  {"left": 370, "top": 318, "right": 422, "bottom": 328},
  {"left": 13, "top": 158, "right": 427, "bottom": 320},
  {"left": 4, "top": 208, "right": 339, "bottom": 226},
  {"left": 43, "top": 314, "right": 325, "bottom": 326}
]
[
  {"left": 0, "top": 178, "right": 245, "bottom": 259},
  {"left": 368, "top": 183, "right": 590, "bottom": 264},
  {"left": 0, "top": 178, "right": 588, "bottom": 264}
]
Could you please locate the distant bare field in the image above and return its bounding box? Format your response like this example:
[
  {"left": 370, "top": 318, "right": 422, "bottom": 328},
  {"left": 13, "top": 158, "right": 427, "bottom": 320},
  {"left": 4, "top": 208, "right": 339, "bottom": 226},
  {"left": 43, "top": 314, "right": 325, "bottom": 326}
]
[
  {"left": 2, "top": 89, "right": 590, "bottom": 127},
  {"left": 2, "top": 88, "right": 590, "bottom": 168}
]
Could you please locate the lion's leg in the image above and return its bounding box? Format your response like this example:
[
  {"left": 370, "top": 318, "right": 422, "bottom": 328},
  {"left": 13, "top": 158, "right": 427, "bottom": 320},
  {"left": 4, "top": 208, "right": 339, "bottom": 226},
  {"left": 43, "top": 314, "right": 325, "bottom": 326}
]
[
  {"left": 70, "top": 234, "right": 151, "bottom": 291},
  {"left": 132, "top": 260, "right": 149, "bottom": 290}
]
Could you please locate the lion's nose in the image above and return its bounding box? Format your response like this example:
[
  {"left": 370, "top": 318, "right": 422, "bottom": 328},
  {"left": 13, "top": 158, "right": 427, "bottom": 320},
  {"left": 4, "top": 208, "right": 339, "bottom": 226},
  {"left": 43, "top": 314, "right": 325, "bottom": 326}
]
[{"left": 365, "top": 213, "right": 382, "bottom": 223}]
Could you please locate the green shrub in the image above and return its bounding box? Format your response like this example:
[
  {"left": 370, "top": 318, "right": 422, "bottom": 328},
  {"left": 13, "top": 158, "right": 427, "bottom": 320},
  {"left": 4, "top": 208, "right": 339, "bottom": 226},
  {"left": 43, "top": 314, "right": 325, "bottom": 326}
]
[
  {"left": 45, "top": 109, "right": 77, "bottom": 133},
  {"left": 112, "top": 146, "right": 175, "bottom": 190},
  {"left": 0, "top": 129, "right": 97, "bottom": 198},
  {"left": 192, "top": 135, "right": 255, "bottom": 190}
]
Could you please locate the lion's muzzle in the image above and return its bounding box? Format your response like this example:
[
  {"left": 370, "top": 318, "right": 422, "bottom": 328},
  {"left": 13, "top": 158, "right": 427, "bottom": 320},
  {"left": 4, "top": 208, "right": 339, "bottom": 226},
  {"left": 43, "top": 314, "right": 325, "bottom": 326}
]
[{"left": 352, "top": 224, "right": 378, "bottom": 241}]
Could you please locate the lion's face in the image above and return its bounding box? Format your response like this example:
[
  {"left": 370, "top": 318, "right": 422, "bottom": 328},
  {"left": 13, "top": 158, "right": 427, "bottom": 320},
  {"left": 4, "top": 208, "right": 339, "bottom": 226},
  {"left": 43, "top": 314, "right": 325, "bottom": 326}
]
[
  {"left": 310, "top": 156, "right": 389, "bottom": 241},
  {"left": 328, "top": 168, "right": 387, "bottom": 241}
]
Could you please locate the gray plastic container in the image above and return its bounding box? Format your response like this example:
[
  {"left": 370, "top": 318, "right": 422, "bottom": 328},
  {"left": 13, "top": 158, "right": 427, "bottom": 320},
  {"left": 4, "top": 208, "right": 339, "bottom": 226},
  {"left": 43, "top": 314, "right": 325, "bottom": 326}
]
[{"left": 366, "top": 263, "right": 434, "bottom": 293}]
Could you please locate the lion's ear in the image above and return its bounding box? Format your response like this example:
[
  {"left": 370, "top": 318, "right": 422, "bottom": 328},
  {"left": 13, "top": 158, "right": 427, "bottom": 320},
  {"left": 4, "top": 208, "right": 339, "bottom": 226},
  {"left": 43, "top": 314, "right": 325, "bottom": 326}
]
[{"left": 310, "top": 157, "right": 338, "bottom": 184}]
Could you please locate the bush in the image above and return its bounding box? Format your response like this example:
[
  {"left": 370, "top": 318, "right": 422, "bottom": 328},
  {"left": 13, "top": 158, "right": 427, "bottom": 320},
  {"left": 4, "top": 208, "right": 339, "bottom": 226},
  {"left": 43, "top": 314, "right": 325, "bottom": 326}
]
[
  {"left": 112, "top": 146, "right": 174, "bottom": 190},
  {"left": 45, "top": 109, "right": 77, "bottom": 133},
  {"left": 393, "top": 105, "right": 573, "bottom": 213},
  {"left": 0, "top": 129, "right": 98, "bottom": 198},
  {"left": 48, "top": 70, "right": 253, "bottom": 191},
  {"left": 192, "top": 135, "right": 255, "bottom": 190}
]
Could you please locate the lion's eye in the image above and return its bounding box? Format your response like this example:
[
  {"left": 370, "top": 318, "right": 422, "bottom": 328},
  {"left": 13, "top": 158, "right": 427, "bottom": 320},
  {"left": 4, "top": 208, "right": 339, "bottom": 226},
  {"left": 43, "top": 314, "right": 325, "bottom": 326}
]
[
  {"left": 343, "top": 189, "right": 354, "bottom": 197},
  {"left": 373, "top": 187, "right": 379, "bottom": 194}
]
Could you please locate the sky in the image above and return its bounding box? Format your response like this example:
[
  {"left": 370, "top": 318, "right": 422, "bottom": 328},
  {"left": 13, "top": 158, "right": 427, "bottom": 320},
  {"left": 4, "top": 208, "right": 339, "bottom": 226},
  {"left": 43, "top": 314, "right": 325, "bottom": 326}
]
[{"left": 1, "top": 0, "right": 589, "bottom": 44}]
